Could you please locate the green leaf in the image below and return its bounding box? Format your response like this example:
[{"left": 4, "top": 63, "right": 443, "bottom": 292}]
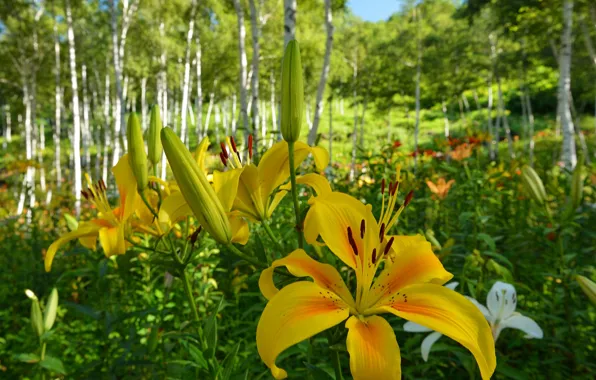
[
  {"left": 14, "top": 353, "right": 40, "bottom": 363},
  {"left": 477, "top": 233, "right": 496, "bottom": 252},
  {"left": 188, "top": 343, "right": 208, "bottom": 369},
  {"left": 203, "top": 298, "right": 224, "bottom": 359},
  {"left": 63, "top": 213, "right": 78, "bottom": 231},
  {"left": 39, "top": 356, "right": 66, "bottom": 374},
  {"left": 219, "top": 342, "right": 241, "bottom": 380}
]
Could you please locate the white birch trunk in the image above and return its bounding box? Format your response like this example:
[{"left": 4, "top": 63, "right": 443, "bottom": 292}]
[
  {"left": 349, "top": 59, "right": 358, "bottom": 181},
  {"left": 180, "top": 0, "right": 197, "bottom": 146},
  {"left": 110, "top": 0, "right": 123, "bottom": 165},
  {"left": 17, "top": 82, "right": 33, "bottom": 216},
  {"left": 580, "top": 18, "right": 596, "bottom": 67},
  {"left": 328, "top": 97, "right": 333, "bottom": 167},
  {"left": 308, "top": 0, "right": 333, "bottom": 145},
  {"left": 38, "top": 123, "right": 47, "bottom": 201},
  {"left": 284, "top": 0, "right": 296, "bottom": 47},
  {"left": 66, "top": 0, "right": 82, "bottom": 215},
  {"left": 442, "top": 99, "right": 450, "bottom": 138},
  {"left": 205, "top": 87, "right": 215, "bottom": 135},
  {"left": 261, "top": 99, "right": 267, "bottom": 145},
  {"left": 82, "top": 64, "right": 91, "bottom": 170},
  {"left": 195, "top": 32, "right": 203, "bottom": 140},
  {"left": 3, "top": 106, "right": 11, "bottom": 149},
  {"left": 231, "top": 93, "right": 237, "bottom": 137},
  {"left": 525, "top": 91, "right": 536, "bottom": 167},
  {"left": 270, "top": 71, "right": 277, "bottom": 144},
  {"left": 413, "top": 16, "right": 422, "bottom": 169},
  {"left": 559, "top": 0, "right": 577, "bottom": 170},
  {"left": 215, "top": 104, "right": 221, "bottom": 145},
  {"left": 53, "top": 19, "right": 62, "bottom": 190},
  {"left": 497, "top": 76, "right": 515, "bottom": 159},
  {"left": 103, "top": 68, "right": 111, "bottom": 183},
  {"left": 233, "top": 0, "right": 249, "bottom": 147},
  {"left": 249, "top": 0, "right": 260, "bottom": 153},
  {"left": 141, "top": 77, "right": 147, "bottom": 131}
]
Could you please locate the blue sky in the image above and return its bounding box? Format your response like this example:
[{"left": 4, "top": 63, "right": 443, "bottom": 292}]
[{"left": 348, "top": 0, "right": 403, "bottom": 22}]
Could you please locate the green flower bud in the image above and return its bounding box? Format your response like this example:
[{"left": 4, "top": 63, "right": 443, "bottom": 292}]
[
  {"left": 577, "top": 275, "right": 596, "bottom": 306},
  {"left": 43, "top": 288, "right": 59, "bottom": 331},
  {"left": 280, "top": 40, "right": 304, "bottom": 142},
  {"left": 127, "top": 113, "right": 148, "bottom": 192},
  {"left": 148, "top": 105, "right": 163, "bottom": 167},
  {"left": 160, "top": 128, "right": 232, "bottom": 244},
  {"left": 521, "top": 165, "right": 546, "bottom": 205},
  {"left": 30, "top": 298, "right": 44, "bottom": 337}
]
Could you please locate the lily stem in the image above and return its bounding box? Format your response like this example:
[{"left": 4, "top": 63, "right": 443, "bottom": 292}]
[
  {"left": 287, "top": 141, "right": 304, "bottom": 248},
  {"left": 182, "top": 269, "right": 200, "bottom": 326},
  {"left": 263, "top": 222, "right": 284, "bottom": 254},
  {"left": 331, "top": 349, "right": 343, "bottom": 380},
  {"left": 227, "top": 244, "right": 267, "bottom": 269},
  {"left": 140, "top": 190, "right": 159, "bottom": 220}
]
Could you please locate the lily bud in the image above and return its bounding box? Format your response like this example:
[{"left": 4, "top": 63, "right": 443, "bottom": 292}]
[
  {"left": 29, "top": 296, "right": 44, "bottom": 337},
  {"left": 521, "top": 165, "right": 546, "bottom": 205},
  {"left": 127, "top": 113, "right": 148, "bottom": 192},
  {"left": 280, "top": 40, "right": 304, "bottom": 142},
  {"left": 160, "top": 128, "right": 232, "bottom": 244},
  {"left": 148, "top": 105, "right": 163, "bottom": 167},
  {"left": 577, "top": 275, "right": 596, "bottom": 306},
  {"left": 43, "top": 288, "right": 59, "bottom": 331}
]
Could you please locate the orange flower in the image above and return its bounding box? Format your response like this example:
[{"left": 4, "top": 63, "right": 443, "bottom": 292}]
[
  {"left": 426, "top": 178, "right": 455, "bottom": 200},
  {"left": 393, "top": 140, "right": 402, "bottom": 149},
  {"left": 450, "top": 143, "right": 473, "bottom": 161}
]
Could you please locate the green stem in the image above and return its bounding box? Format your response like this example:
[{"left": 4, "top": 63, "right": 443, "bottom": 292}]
[
  {"left": 331, "top": 349, "right": 343, "bottom": 380},
  {"left": 182, "top": 269, "right": 200, "bottom": 325},
  {"left": 287, "top": 141, "right": 304, "bottom": 248},
  {"left": 140, "top": 190, "right": 159, "bottom": 220},
  {"left": 263, "top": 222, "right": 284, "bottom": 254},
  {"left": 227, "top": 244, "right": 268, "bottom": 269}
]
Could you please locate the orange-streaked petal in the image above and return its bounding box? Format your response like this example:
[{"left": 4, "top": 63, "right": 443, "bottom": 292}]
[
  {"left": 45, "top": 222, "right": 102, "bottom": 272},
  {"left": 113, "top": 153, "right": 138, "bottom": 221},
  {"left": 373, "top": 284, "right": 496, "bottom": 380},
  {"left": 258, "top": 249, "right": 355, "bottom": 306},
  {"left": 364, "top": 235, "right": 453, "bottom": 309},
  {"left": 257, "top": 281, "right": 350, "bottom": 379},
  {"left": 345, "top": 315, "right": 401, "bottom": 380},
  {"left": 98, "top": 224, "right": 127, "bottom": 257}
]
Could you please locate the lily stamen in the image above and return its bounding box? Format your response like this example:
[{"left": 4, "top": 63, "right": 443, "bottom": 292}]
[{"left": 347, "top": 226, "right": 359, "bottom": 256}]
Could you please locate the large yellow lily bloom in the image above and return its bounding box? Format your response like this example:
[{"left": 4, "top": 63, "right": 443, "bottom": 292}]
[
  {"left": 214, "top": 138, "right": 328, "bottom": 221},
  {"left": 45, "top": 154, "right": 138, "bottom": 272},
  {"left": 256, "top": 175, "right": 496, "bottom": 379}
]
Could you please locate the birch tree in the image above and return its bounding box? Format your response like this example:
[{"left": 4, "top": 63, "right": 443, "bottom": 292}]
[
  {"left": 413, "top": 8, "right": 422, "bottom": 170},
  {"left": 248, "top": 0, "right": 260, "bottom": 154},
  {"left": 558, "top": 0, "right": 577, "bottom": 170},
  {"left": 53, "top": 14, "right": 62, "bottom": 190},
  {"left": 180, "top": 0, "right": 197, "bottom": 146},
  {"left": 308, "top": 0, "right": 333, "bottom": 145},
  {"left": 195, "top": 32, "right": 203, "bottom": 140},
  {"left": 233, "top": 0, "right": 249, "bottom": 146},
  {"left": 284, "top": 0, "right": 296, "bottom": 47}
]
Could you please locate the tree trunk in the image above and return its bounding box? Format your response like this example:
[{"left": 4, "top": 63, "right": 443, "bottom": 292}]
[
  {"left": 103, "top": 66, "right": 111, "bottom": 183},
  {"left": 195, "top": 32, "right": 203, "bottom": 140},
  {"left": 497, "top": 76, "right": 515, "bottom": 159},
  {"left": 349, "top": 59, "right": 358, "bottom": 181},
  {"left": 17, "top": 81, "right": 33, "bottom": 216},
  {"left": 442, "top": 98, "right": 450, "bottom": 138},
  {"left": 53, "top": 16, "right": 62, "bottom": 190},
  {"left": 231, "top": 93, "right": 237, "bottom": 137},
  {"left": 580, "top": 18, "right": 596, "bottom": 67},
  {"left": 284, "top": 0, "right": 296, "bottom": 47},
  {"left": 308, "top": 0, "right": 333, "bottom": 145},
  {"left": 3, "top": 106, "right": 11, "bottom": 149},
  {"left": 66, "top": 0, "right": 82, "bottom": 215},
  {"left": 559, "top": 0, "right": 577, "bottom": 170},
  {"left": 82, "top": 64, "right": 91, "bottom": 170},
  {"left": 233, "top": 0, "right": 249, "bottom": 147},
  {"left": 215, "top": 103, "right": 221, "bottom": 145},
  {"left": 413, "top": 12, "right": 422, "bottom": 169},
  {"left": 328, "top": 96, "right": 333, "bottom": 168},
  {"left": 358, "top": 95, "right": 367, "bottom": 147},
  {"left": 270, "top": 71, "right": 277, "bottom": 144},
  {"left": 568, "top": 91, "right": 591, "bottom": 164},
  {"left": 204, "top": 84, "right": 215, "bottom": 136},
  {"left": 249, "top": 0, "right": 260, "bottom": 155},
  {"left": 141, "top": 77, "right": 147, "bottom": 131},
  {"left": 110, "top": 0, "right": 123, "bottom": 165},
  {"left": 180, "top": 0, "right": 197, "bottom": 146}
]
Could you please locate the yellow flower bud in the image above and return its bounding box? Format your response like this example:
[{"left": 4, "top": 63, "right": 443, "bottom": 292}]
[
  {"left": 160, "top": 127, "right": 232, "bottom": 244},
  {"left": 127, "top": 113, "right": 148, "bottom": 192},
  {"left": 280, "top": 40, "right": 304, "bottom": 142},
  {"left": 577, "top": 275, "right": 596, "bottom": 306},
  {"left": 43, "top": 288, "right": 59, "bottom": 331},
  {"left": 148, "top": 105, "right": 163, "bottom": 167},
  {"left": 521, "top": 165, "right": 546, "bottom": 205}
]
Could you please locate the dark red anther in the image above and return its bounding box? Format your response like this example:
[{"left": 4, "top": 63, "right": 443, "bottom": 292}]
[
  {"left": 404, "top": 190, "right": 414, "bottom": 207},
  {"left": 360, "top": 219, "right": 365, "bottom": 239},
  {"left": 219, "top": 152, "right": 227, "bottom": 166},
  {"left": 248, "top": 134, "right": 253, "bottom": 159},
  {"left": 230, "top": 136, "right": 238, "bottom": 152},
  {"left": 379, "top": 223, "right": 386, "bottom": 241},
  {"left": 392, "top": 181, "right": 399, "bottom": 195},
  {"left": 220, "top": 142, "right": 228, "bottom": 159},
  {"left": 87, "top": 188, "right": 95, "bottom": 199},
  {"left": 81, "top": 190, "right": 89, "bottom": 200},
  {"left": 347, "top": 226, "right": 359, "bottom": 256},
  {"left": 372, "top": 248, "right": 377, "bottom": 264},
  {"left": 381, "top": 178, "right": 386, "bottom": 194},
  {"left": 100, "top": 179, "right": 107, "bottom": 191},
  {"left": 189, "top": 226, "right": 202, "bottom": 246},
  {"left": 384, "top": 236, "right": 395, "bottom": 255}
]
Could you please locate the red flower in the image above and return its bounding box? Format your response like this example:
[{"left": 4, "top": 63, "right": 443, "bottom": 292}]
[{"left": 393, "top": 140, "right": 402, "bottom": 149}]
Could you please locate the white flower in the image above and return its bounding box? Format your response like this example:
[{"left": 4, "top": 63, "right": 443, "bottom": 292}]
[
  {"left": 403, "top": 281, "right": 544, "bottom": 362},
  {"left": 467, "top": 281, "right": 543, "bottom": 342},
  {"left": 403, "top": 282, "right": 458, "bottom": 361}
]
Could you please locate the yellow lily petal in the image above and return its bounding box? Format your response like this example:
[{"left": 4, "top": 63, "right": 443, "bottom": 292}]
[
  {"left": 45, "top": 222, "right": 102, "bottom": 272},
  {"left": 213, "top": 168, "right": 243, "bottom": 212},
  {"left": 235, "top": 164, "right": 263, "bottom": 221},
  {"left": 229, "top": 213, "right": 249, "bottom": 245},
  {"left": 113, "top": 154, "right": 138, "bottom": 221},
  {"left": 345, "top": 315, "right": 401, "bottom": 380},
  {"left": 295, "top": 173, "right": 332, "bottom": 197},
  {"left": 258, "top": 249, "right": 355, "bottom": 306},
  {"left": 256, "top": 281, "right": 350, "bottom": 379},
  {"left": 364, "top": 235, "right": 453, "bottom": 309},
  {"left": 426, "top": 180, "right": 439, "bottom": 195},
  {"left": 136, "top": 189, "right": 159, "bottom": 226},
  {"left": 98, "top": 224, "right": 127, "bottom": 257},
  {"left": 375, "top": 284, "right": 496, "bottom": 380},
  {"left": 266, "top": 188, "right": 290, "bottom": 219},
  {"left": 195, "top": 136, "right": 210, "bottom": 172},
  {"left": 158, "top": 191, "right": 193, "bottom": 233},
  {"left": 309, "top": 145, "right": 329, "bottom": 171}
]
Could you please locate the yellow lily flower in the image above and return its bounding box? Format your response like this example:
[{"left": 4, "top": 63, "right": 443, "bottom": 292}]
[
  {"left": 213, "top": 136, "right": 328, "bottom": 222},
  {"left": 426, "top": 177, "right": 455, "bottom": 200},
  {"left": 45, "top": 154, "right": 138, "bottom": 272},
  {"left": 256, "top": 174, "right": 496, "bottom": 380}
]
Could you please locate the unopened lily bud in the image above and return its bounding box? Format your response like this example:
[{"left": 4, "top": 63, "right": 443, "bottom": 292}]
[
  {"left": 521, "top": 165, "right": 546, "bottom": 205},
  {"left": 161, "top": 128, "right": 232, "bottom": 244},
  {"left": 148, "top": 105, "right": 163, "bottom": 167},
  {"left": 30, "top": 298, "right": 44, "bottom": 337},
  {"left": 280, "top": 40, "right": 304, "bottom": 142},
  {"left": 577, "top": 275, "right": 596, "bottom": 306},
  {"left": 43, "top": 288, "right": 59, "bottom": 331},
  {"left": 127, "top": 113, "right": 148, "bottom": 191}
]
